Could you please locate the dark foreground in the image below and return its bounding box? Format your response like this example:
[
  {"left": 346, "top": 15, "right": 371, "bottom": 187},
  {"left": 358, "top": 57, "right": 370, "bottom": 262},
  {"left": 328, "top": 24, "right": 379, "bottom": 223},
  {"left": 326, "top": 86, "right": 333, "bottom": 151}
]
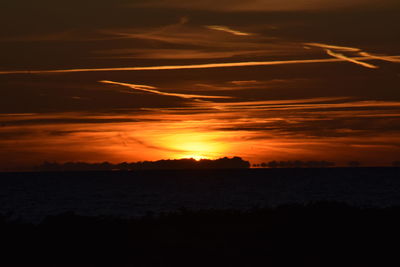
[
  {"left": 1, "top": 168, "right": 400, "bottom": 266},
  {"left": 1, "top": 168, "right": 400, "bottom": 222},
  {"left": 2, "top": 203, "right": 400, "bottom": 267}
]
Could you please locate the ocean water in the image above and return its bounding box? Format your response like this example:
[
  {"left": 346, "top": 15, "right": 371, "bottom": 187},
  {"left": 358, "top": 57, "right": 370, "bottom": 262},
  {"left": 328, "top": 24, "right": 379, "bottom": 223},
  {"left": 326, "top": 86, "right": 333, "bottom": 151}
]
[{"left": 0, "top": 168, "right": 399, "bottom": 222}]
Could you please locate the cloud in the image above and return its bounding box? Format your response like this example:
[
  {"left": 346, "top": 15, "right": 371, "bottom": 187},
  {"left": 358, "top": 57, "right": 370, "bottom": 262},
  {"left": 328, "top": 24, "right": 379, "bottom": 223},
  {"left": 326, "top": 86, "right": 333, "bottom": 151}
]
[
  {"left": 3, "top": 55, "right": 398, "bottom": 75},
  {"left": 205, "top": 25, "right": 252, "bottom": 36},
  {"left": 194, "top": 79, "right": 309, "bottom": 92},
  {"left": 194, "top": 97, "right": 347, "bottom": 109},
  {"left": 1, "top": 118, "right": 140, "bottom": 126},
  {"left": 358, "top": 52, "right": 400, "bottom": 63},
  {"left": 118, "top": 133, "right": 186, "bottom": 153},
  {"left": 93, "top": 22, "right": 296, "bottom": 61},
  {"left": 229, "top": 80, "right": 262, "bottom": 85},
  {"left": 99, "top": 23, "right": 279, "bottom": 51},
  {"left": 306, "top": 42, "right": 400, "bottom": 68},
  {"left": 1, "top": 96, "right": 400, "bottom": 168},
  {"left": 325, "top": 49, "right": 379, "bottom": 69},
  {"left": 93, "top": 48, "right": 272, "bottom": 60},
  {"left": 100, "top": 80, "right": 232, "bottom": 99},
  {"left": 215, "top": 100, "right": 400, "bottom": 111},
  {"left": 304, "top": 43, "right": 361, "bottom": 52}
]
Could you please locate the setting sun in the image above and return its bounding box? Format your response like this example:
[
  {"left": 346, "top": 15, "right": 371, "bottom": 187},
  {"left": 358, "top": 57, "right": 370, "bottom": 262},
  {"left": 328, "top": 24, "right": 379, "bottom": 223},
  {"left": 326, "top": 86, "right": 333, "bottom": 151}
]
[
  {"left": 181, "top": 154, "right": 208, "bottom": 161},
  {"left": 151, "top": 128, "right": 229, "bottom": 161}
]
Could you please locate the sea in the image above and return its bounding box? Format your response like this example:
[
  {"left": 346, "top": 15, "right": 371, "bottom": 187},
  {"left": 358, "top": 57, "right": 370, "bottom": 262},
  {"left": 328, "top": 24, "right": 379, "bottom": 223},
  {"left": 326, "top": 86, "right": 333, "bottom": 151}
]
[{"left": 0, "top": 168, "right": 399, "bottom": 222}]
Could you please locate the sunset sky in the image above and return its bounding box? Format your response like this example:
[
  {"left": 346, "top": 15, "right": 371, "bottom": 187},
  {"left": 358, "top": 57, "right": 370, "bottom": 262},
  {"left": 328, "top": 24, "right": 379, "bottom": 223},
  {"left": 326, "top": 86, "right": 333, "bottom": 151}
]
[{"left": 1, "top": 0, "right": 400, "bottom": 169}]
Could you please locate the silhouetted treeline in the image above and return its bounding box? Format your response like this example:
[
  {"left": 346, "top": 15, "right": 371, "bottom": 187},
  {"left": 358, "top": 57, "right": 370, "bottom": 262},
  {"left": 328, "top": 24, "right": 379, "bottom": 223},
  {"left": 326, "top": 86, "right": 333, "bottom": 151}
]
[
  {"left": 254, "top": 160, "right": 336, "bottom": 168},
  {"left": 2, "top": 202, "right": 400, "bottom": 266},
  {"left": 36, "top": 157, "right": 250, "bottom": 171}
]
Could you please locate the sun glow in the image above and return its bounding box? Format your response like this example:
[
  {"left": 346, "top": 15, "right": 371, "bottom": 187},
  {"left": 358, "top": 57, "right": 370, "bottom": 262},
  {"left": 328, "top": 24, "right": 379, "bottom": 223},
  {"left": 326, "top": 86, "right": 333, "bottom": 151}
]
[
  {"left": 162, "top": 132, "right": 227, "bottom": 160},
  {"left": 175, "top": 140, "right": 220, "bottom": 160},
  {"left": 181, "top": 154, "right": 208, "bottom": 161}
]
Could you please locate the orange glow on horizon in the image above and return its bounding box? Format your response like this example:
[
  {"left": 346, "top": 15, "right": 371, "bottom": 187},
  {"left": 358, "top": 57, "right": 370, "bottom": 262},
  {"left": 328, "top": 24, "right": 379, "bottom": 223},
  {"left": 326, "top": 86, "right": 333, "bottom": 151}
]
[
  {"left": 1, "top": 102, "right": 400, "bottom": 168},
  {"left": 180, "top": 155, "right": 208, "bottom": 161},
  {"left": 157, "top": 131, "right": 228, "bottom": 161}
]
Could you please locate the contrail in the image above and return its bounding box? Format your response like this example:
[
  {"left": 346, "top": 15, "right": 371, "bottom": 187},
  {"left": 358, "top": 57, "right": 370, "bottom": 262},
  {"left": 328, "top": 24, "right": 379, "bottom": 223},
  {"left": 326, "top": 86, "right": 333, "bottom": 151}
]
[
  {"left": 100, "top": 80, "right": 232, "bottom": 99},
  {"left": 205, "top": 25, "right": 252, "bottom": 36},
  {"left": 304, "top": 43, "right": 361, "bottom": 52},
  {"left": 2, "top": 56, "right": 398, "bottom": 75},
  {"left": 306, "top": 42, "right": 399, "bottom": 68},
  {"left": 359, "top": 52, "right": 400, "bottom": 63},
  {"left": 325, "top": 49, "right": 379, "bottom": 69}
]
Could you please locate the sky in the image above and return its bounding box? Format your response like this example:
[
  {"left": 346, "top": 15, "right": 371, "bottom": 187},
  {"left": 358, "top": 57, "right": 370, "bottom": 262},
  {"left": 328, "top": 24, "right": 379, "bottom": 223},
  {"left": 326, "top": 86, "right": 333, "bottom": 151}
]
[{"left": 0, "top": 0, "right": 400, "bottom": 169}]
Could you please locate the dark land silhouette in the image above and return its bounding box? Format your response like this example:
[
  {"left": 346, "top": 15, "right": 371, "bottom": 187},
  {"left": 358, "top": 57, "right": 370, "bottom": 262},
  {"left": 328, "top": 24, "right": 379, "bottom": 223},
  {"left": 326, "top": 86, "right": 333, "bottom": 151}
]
[
  {"left": 35, "top": 157, "right": 250, "bottom": 171},
  {"left": 1, "top": 202, "right": 400, "bottom": 266},
  {"left": 254, "top": 160, "right": 336, "bottom": 168},
  {"left": 16, "top": 158, "right": 400, "bottom": 172}
]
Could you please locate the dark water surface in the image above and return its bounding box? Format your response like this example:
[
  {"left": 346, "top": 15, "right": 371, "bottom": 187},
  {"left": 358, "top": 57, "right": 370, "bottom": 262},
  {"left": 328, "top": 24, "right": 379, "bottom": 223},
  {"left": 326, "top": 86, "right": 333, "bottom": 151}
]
[{"left": 1, "top": 168, "right": 399, "bottom": 222}]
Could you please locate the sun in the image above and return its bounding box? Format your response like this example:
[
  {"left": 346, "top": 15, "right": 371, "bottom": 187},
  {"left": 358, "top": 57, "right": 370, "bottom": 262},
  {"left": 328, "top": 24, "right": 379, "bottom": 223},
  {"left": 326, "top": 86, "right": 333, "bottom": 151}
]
[
  {"left": 153, "top": 130, "right": 228, "bottom": 161},
  {"left": 182, "top": 154, "right": 208, "bottom": 161},
  {"left": 175, "top": 140, "right": 218, "bottom": 161}
]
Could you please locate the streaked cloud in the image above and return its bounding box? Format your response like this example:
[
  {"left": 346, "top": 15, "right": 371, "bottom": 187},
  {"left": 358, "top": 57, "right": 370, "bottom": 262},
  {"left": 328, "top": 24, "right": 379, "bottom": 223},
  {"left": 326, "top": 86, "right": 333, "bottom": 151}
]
[
  {"left": 325, "top": 49, "right": 379, "bottom": 69},
  {"left": 306, "top": 42, "right": 400, "bottom": 68},
  {"left": 194, "top": 79, "right": 310, "bottom": 92},
  {"left": 3, "top": 55, "right": 398, "bottom": 75},
  {"left": 100, "top": 80, "right": 232, "bottom": 99},
  {"left": 100, "top": 27, "right": 255, "bottom": 48},
  {"left": 304, "top": 43, "right": 361, "bottom": 52},
  {"left": 2, "top": 96, "right": 400, "bottom": 167},
  {"left": 358, "top": 52, "right": 400, "bottom": 63},
  {"left": 205, "top": 25, "right": 252, "bottom": 36},
  {"left": 229, "top": 80, "right": 262, "bottom": 85},
  {"left": 193, "top": 98, "right": 400, "bottom": 112},
  {"left": 98, "top": 23, "right": 284, "bottom": 55},
  {"left": 93, "top": 48, "right": 272, "bottom": 60}
]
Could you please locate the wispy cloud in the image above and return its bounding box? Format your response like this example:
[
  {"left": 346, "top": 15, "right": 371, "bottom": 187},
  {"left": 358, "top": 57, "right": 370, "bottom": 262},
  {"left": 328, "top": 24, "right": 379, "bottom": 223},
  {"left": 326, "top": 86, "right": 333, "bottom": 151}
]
[
  {"left": 195, "top": 79, "right": 306, "bottom": 91},
  {"left": 92, "top": 48, "right": 271, "bottom": 60},
  {"left": 100, "top": 24, "right": 280, "bottom": 53},
  {"left": 2, "top": 96, "right": 400, "bottom": 167},
  {"left": 96, "top": 20, "right": 294, "bottom": 61},
  {"left": 208, "top": 100, "right": 400, "bottom": 113},
  {"left": 358, "top": 52, "right": 400, "bottom": 63},
  {"left": 229, "top": 80, "right": 262, "bottom": 85},
  {"left": 193, "top": 97, "right": 350, "bottom": 110},
  {"left": 100, "top": 80, "right": 232, "bottom": 99},
  {"left": 304, "top": 43, "right": 361, "bottom": 52},
  {"left": 3, "top": 55, "right": 398, "bottom": 75},
  {"left": 325, "top": 49, "right": 379, "bottom": 69},
  {"left": 101, "top": 28, "right": 257, "bottom": 49},
  {"left": 205, "top": 25, "right": 252, "bottom": 36},
  {"left": 118, "top": 133, "right": 186, "bottom": 153},
  {"left": 306, "top": 42, "right": 400, "bottom": 68}
]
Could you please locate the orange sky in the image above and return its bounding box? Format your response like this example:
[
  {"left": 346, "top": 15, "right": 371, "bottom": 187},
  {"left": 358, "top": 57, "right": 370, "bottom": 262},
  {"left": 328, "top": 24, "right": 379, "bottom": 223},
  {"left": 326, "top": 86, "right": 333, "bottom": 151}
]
[{"left": 0, "top": 0, "right": 400, "bottom": 169}]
